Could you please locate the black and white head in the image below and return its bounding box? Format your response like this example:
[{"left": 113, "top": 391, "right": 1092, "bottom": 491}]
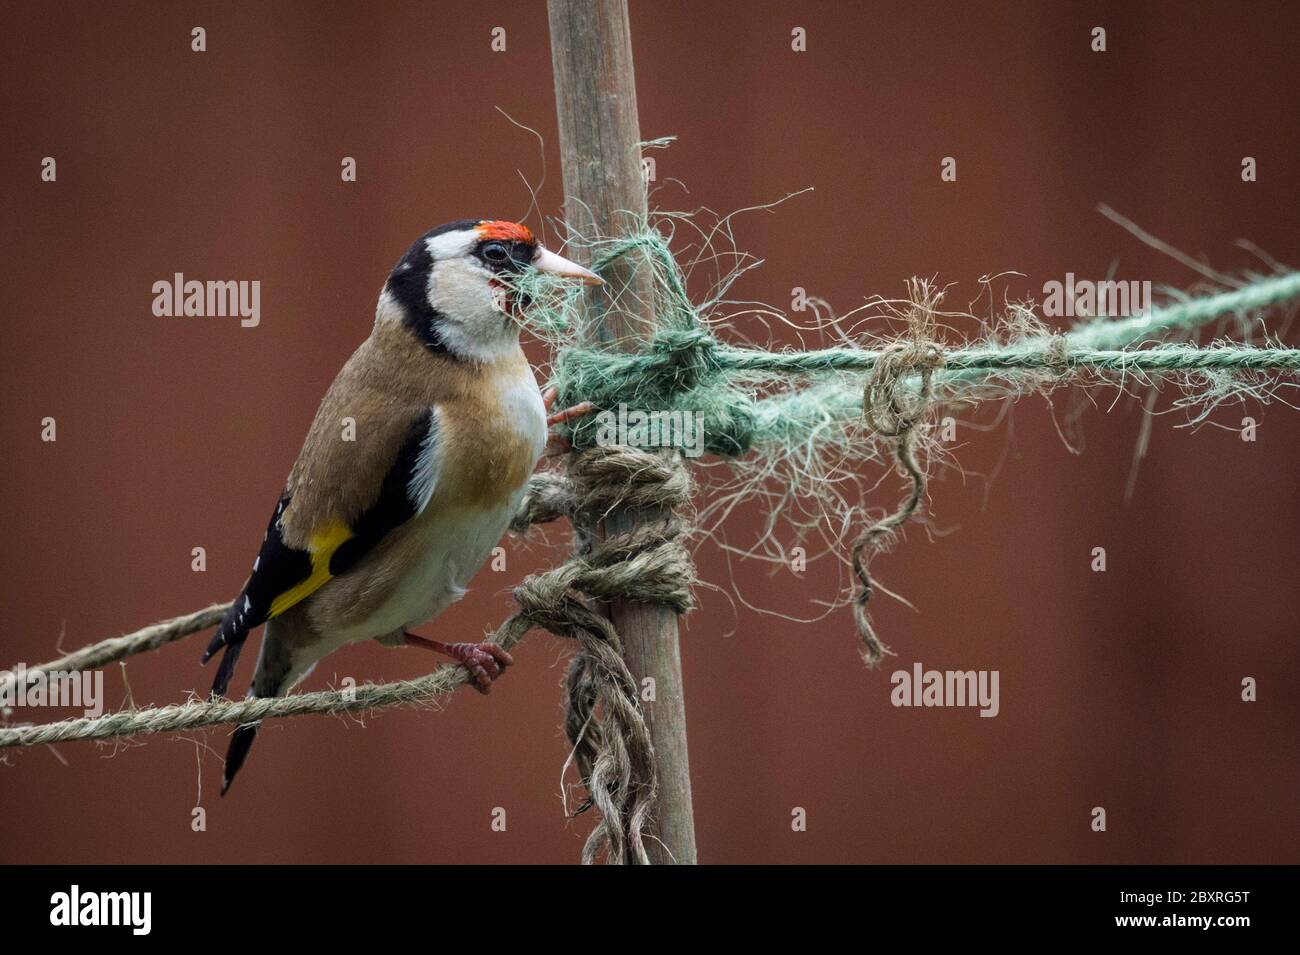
[{"left": 378, "top": 218, "right": 601, "bottom": 362}]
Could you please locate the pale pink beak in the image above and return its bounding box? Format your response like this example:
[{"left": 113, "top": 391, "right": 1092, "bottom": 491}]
[{"left": 532, "top": 247, "right": 604, "bottom": 285}]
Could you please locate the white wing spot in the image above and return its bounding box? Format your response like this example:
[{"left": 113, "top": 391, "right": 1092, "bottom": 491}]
[{"left": 407, "top": 407, "right": 443, "bottom": 515}]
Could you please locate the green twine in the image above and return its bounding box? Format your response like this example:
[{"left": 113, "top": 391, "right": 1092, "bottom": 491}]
[
  {"left": 1070, "top": 272, "right": 1300, "bottom": 350},
  {"left": 515, "top": 230, "right": 1300, "bottom": 458}
]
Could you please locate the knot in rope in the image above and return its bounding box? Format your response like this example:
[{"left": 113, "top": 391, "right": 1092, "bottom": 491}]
[
  {"left": 862, "top": 338, "right": 945, "bottom": 437},
  {"left": 649, "top": 327, "right": 720, "bottom": 393},
  {"left": 507, "top": 444, "right": 693, "bottom": 863},
  {"left": 853, "top": 307, "right": 945, "bottom": 665}
]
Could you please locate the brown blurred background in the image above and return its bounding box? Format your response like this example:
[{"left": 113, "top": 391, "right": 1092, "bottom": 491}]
[{"left": 1, "top": 0, "right": 1297, "bottom": 864}]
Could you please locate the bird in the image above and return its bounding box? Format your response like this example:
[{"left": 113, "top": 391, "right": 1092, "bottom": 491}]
[{"left": 201, "top": 218, "right": 601, "bottom": 794}]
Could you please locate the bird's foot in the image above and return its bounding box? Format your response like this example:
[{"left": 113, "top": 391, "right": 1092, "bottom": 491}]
[
  {"left": 542, "top": 387, "right": 595, "bottom": 457},
  {"left": 404, "top": 632, "right": 514, "bottom": 694}
]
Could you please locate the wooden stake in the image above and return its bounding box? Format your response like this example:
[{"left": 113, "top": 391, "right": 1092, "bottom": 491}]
[{"left": 547, "top": 0, "right": 698, "bottom": 865}]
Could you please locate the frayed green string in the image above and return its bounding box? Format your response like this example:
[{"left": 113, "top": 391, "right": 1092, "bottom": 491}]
[{"left": 516, "top": 230, "right": 1300, "bottom": 458}]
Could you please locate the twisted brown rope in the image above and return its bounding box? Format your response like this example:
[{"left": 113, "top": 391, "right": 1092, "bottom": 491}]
[
  {"left": 853, "top": 288, "right": 946, "bottom": 665},
  {"left": 510, "top": 446, "right": 694, "bottom": 863},
  {"left": 559, "top": 447, "right": 693, "bottom": 864},
  {"left": 0, "top": 603, "right": 230, "bottom": 701}
]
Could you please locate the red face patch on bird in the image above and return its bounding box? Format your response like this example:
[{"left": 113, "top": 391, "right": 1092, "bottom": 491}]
[{"left": 475, "top": 220, "right": 536, "bottom": 244}]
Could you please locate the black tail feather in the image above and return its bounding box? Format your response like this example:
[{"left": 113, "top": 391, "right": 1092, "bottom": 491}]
[
  {"left": 215, "top": 617, "right": 293, "bottom": 795},
  {"left": 209, "top": 641, "right": 247, "bottom": 698},
  {"left": 221, "top": 721, "right": 261, "bottom": 796},
  {"left": 200, "top": 626, "right": 226, "bottom": 664},
  {"left": 203, "top": 601, "right": 252, "bottom": 697}
]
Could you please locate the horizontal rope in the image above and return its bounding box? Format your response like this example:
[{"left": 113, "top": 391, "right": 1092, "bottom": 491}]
[
  {"left": 0, "top": 600, "right": 517, "bottom": 748},
  {"left": 542, "top": 262, "right": 1300, "bottom": 457},
  {"left": 0, "top": 603, "right": 229, "bottom": 700},
  {"left": 1069, "top": 272, "right": 1300, "bottom": 349},
  {"left": 0, "top": 663, "right": 475, "bottom": 748},
  {"left": 715, "top": 343, "right": 1300, "bottom": 374}
]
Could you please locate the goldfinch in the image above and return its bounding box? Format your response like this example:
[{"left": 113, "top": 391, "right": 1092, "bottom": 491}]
[{"left": 202, "top": 219, "right": 601, "bottom": 794}]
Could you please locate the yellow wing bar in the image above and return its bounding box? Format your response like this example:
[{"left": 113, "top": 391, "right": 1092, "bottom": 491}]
[{"left": 267, "top": 520, "right": 355, "bottom": 618}]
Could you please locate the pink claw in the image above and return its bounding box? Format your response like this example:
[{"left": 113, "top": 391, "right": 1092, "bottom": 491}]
[
  {"left": 542, "top": 386, "right": 595, "bottom": 428},
  {"left": 405, "top": 633, "right": 514, "bottom": 694}
]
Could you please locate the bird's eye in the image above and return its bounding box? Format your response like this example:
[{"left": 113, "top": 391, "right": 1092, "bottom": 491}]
[{"left": 482, "top": 242, "right": 509, "bottom": 264}]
